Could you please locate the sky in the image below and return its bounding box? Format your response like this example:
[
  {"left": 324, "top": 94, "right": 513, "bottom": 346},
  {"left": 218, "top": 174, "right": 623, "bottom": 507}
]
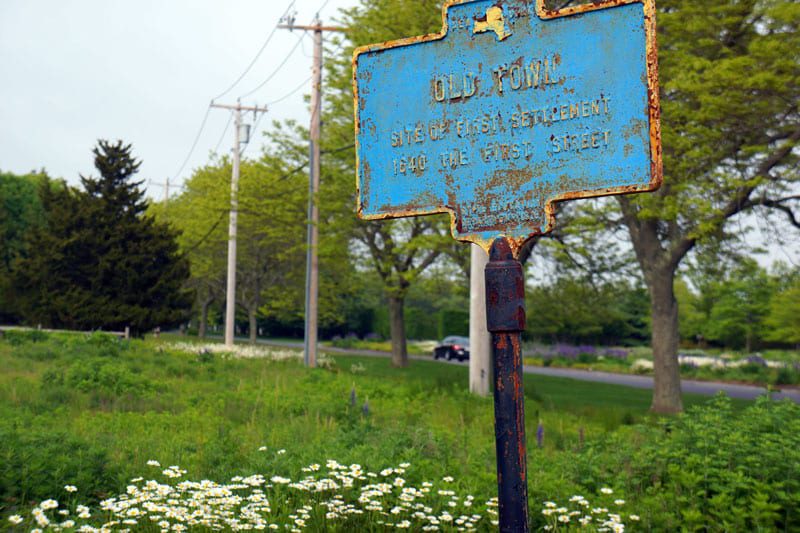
[
  {"left": 0, "top": 0, "right": 356, "bottom": 197},
  {"left": 0, "top": 0, "right": 796, "bottom": 268}
]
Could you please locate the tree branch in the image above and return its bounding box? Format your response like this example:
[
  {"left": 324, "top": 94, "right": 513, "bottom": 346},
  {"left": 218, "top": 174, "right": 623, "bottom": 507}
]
[
  {"left": 747, "top": 195, "right": 800, "bottom": 229},
  {"left": 669, "top": 125, "right": 800, "bottom": 271}
]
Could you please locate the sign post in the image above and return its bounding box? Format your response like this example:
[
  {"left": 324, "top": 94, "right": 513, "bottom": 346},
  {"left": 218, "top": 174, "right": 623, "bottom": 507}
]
[{"left": 353, "top": 0, "right": 660, "bottom": 529}]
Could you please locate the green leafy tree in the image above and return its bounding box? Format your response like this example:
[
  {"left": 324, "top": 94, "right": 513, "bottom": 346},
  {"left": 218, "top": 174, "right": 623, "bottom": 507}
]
[
  {"left": 0, "top": 170, "right": 49, "bottom": 322},
  {"left": 264, "top": 120, "right": 361, "bottom": 335},
  {"left": 702, "top": 260, "right": 773, "bottom": 352},
  {"left": 673, "top": 278, "right": 706, "bottom": 345},
  {"left": 623, "top": 0, "right": 799, "bottom": 411},
  {"left": 165, "top": 127, "right": 356, "bottom": 343},
  {"left": 161, "top": 160, "right": 230, "bottom": 338},
  {"left": 166, "top": 157, "right": 304, "bottom": 343},
  {"left": 553, "top": 0, "right": 799, "bottom": 412},
  {"left": 353, "top": 218, "right": 451, "bottom": 366},
  {"left": 764, "top": 268, "right": 800, "bottom": 347},
  {"left": 323, "top": 0, "right": 454, "bottom": 366},
  {"left": 526, "top": 278, "right": 649, "bottom": 346},
  {"left": 12, "top": 141, "right": 192, "bottom": 334},
  {"left": 0, "top": 171, "right": 47, "bottom": 270}
]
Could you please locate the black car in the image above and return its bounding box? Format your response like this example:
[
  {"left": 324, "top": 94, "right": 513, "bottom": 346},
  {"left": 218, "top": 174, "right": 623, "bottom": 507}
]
[{"left": 433, "top": 336, "right": 470, "bottom": 361}]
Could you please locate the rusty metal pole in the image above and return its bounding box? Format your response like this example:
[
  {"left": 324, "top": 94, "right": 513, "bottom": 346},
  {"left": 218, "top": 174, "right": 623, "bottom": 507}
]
[{"left": 485, "top": 238, "right": 529, "bottom": 532}]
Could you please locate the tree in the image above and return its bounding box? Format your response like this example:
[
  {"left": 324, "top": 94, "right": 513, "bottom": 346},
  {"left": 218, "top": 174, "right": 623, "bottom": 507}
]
[
  {"left": 6, "top": 178, "right": 76, "bottom": 326},
  {"left": 764, "top": 266, "right": 800, "bottom": 348},
  {"left": 703, "top": 260, "right": 773, "bottom": 352},
  {"left": 0, "top": 171, "right": 47, "bottom": 270},
  {"left": 353, "top": 218, "right": 450, "bottom": 366},
  {"left": 161, "top": 160, "right": 229, "bottom": 338},
  {"left": 525, "top": 278, "right": 650, "bottom": 346},
  {"left": 551, "top": 0, "right": 800, "bottom": 412},
  {"left": 12, "top": 140, "right": 192, "bottom": 334},
  {"left": 321, "top": 0, "right": 456, "bottom": 366},
  {"left": 0, "top": 170, "right": 48, "bottom": 323},
  {"left": 164, "top": 128, "right": 357, "bottom": 343},
  {"left": 166, "top": 156, "right": 306, "bottom": 343},
  {"left": 618, "top": 0, "right": 799, "bottom": 411},
  {"left": 673, "top": 278, "right": 705, "bottom": 345}
]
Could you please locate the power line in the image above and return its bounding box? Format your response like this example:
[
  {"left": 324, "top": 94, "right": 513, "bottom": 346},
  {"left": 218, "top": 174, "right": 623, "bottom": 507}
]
[
  {"left": 276, "top": 143, "right": 354, "bottom": 182},
  {"left": 212, "top": 0, "right": 297, "bottom": 101},
  {"left": 171, "top": 1, "right": 296, "bottom": 185},
  {"left": 267, "top": 75, "right": 312, "bottom": 106},
  {"left": 171, "top": 105, "right": 212, "bottom": 182},
  {"left": 316, "top": 0, "right": 332, "bottom": 16},
  {"left": 181, "top": 142, "right": 353, "bottom": 256},
  {"left": 238, "top": 30, "right": 308, "bottom": 99},
  {"left": 213, "top": 113, "right": 233, "bottom": 155},
  {"left": 184, "top": 211, "right": 227, "bottom": 255}
]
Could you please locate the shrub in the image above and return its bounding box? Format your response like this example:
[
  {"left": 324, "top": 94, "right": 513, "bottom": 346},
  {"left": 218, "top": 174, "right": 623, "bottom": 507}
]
[
  {"left": 0, "top": 424, "right": 119, "bottom": 507},
  {"left": 774, "top": 367, "right": 799, "bottom": 386},
  {"left": 2, "top": 328, "right": 48, "bottom": 346},
  {"left": 619, "top": 396, "right": 800, "bottom": 531}
]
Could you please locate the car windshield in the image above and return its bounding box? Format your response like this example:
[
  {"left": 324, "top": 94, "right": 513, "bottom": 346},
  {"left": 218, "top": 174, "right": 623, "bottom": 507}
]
[{"left": 443, "top": 336, "right": 469, "bottom": 348}]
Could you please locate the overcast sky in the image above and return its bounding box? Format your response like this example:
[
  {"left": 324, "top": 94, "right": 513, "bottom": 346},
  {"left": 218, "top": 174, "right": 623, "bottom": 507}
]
[
  {"left": 1, "top": 0, "right": 796, "bottom": 268},
  {"left": 0, "top": 0, "right": 355, "bottom": 196}
]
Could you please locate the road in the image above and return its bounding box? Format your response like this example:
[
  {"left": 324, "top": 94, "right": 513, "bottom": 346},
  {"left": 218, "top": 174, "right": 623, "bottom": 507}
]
[{"left": 252, "top": 338, "right": 800, "bottom": 403}]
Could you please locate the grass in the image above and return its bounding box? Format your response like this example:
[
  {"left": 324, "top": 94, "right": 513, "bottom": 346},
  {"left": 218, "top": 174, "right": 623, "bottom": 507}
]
[
  {"left": 522, "top": 353, "right": 800, "bottom": 388},
  {"left": 324, "top": 338, "right": 435, "bottom": 356},
  {"left": 330, "top": 354, "right": 740, "bottom": 425},
  {"left": 1, "top": 331, "right": 782, "bottom": 531}
]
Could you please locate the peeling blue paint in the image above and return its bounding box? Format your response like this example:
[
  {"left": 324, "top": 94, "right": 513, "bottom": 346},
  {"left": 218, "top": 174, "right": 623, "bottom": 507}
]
[{"left": 354, "top": 0, "right": 660, "bottom": 249}]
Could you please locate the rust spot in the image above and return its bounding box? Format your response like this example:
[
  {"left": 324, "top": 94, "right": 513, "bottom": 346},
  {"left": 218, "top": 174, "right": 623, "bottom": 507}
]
[
  {"left": 497, "top": 333, "right": 509, "bottom": 350},
  {"left": 353, "top": 0, "right": 662, "bottom": 255}
]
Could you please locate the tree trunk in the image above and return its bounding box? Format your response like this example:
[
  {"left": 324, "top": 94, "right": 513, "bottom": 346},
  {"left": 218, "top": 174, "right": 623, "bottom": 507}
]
[
  {"left": 249, "top": 307, "right": 257, "bottom": 345},
  {"left": 649, "top": 270, "right": 683, "bottom": 414},
  {"left": 199, "top": 299, "right": 210, "bottom": 339},
  {"left": 388, "top": 295, "right": 408, "bottom": 367}
]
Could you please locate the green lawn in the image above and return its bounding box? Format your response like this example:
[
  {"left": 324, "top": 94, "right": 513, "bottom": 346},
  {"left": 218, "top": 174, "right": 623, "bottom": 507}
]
[{"left": 1, "top": 331, "right": 796, "bottom": 532}]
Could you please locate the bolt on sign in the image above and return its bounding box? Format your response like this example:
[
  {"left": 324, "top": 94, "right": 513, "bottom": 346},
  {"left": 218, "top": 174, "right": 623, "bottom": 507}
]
[{"left": 353, "top": 0, "right": 661, "bottom": 256}]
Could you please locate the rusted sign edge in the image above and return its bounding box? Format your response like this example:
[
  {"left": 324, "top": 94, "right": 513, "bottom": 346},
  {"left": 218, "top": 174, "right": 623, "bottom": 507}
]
[{"left": 352, "top": 0, "right": 662, "bottom": 258}]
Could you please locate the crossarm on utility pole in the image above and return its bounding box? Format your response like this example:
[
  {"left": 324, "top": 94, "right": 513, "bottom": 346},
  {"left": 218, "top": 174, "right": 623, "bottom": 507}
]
[
  {"left": 279, "top": 18, "right": 345, "bottom": 368},
  {"left": 209, "top": 100, "right": 268, "bottom": 347}
]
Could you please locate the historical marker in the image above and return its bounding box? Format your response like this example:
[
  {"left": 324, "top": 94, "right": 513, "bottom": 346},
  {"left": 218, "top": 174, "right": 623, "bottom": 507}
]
[
  {"left": 353, "top": 1, "right": 660, "bottom": 530},
  {"left": 354, "top": 0, "right": 661, "bottom": 255}
]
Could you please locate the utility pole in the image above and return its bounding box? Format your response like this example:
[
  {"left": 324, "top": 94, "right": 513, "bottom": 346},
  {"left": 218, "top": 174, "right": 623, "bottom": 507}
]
[
  {"left": 210, "top": 100, "right": 268, "bottom": 347},
  {"left": 149, "top": 177, "right": 172, "bottom": 209},
  {"left": 279, "top": 16, "right": 345, "bottom": 368}
]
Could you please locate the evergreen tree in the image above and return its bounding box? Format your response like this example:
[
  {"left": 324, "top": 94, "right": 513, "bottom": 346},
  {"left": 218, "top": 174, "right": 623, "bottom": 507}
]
[{"left": 13, "top": 140, "right": 191, "bottom": 334}]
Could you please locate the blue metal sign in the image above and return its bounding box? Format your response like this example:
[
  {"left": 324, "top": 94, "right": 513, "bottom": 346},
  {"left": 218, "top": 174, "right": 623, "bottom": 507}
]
[{"left": 353, "top": 0, "right": 661, "bottom": 255}]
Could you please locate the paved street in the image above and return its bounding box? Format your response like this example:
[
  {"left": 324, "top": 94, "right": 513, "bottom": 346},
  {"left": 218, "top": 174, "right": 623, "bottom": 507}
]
[{"left": 250, "top": 338, "right": 800, "bottom": 403}]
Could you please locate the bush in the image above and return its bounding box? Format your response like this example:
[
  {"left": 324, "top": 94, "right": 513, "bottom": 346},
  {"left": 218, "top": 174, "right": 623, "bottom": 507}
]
[
  {"left": 526, "top": 396, "right": 800, "bottom": 531},
  {"left": 2, "top": 328, "right": 48, "bottom": 346},
  {"left": 0, "top": 423, "right": 119, "bottom": 507},
  {"left": 774, "top": 367, "right": 799, "bottom": 386},
  {"left": 616, "top": 396, "right": 800, "bottom": 531}
]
